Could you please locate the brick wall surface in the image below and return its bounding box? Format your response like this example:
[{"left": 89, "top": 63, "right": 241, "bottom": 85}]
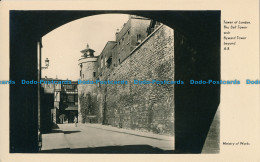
[{"left": 100, "top": 25, "right": 175, "bottom": 135}]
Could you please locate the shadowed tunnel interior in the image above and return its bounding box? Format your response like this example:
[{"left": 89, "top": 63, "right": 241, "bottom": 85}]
[
  {"left": 40, "top": 145, "right": 174, "bottom": 154},
  {"left": 10, "top": 11, "right": 220, "bottom": 153}
]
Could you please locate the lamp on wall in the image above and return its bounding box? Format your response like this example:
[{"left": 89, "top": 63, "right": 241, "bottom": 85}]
[
  {"left": 42, "top": 58, "right": 50, "bottom": 69},
  {"left": 45, "top": 58, "right": 49, "bottom": 67}
]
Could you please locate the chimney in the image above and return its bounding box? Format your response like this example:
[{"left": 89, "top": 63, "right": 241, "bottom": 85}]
[{"left": 115, "top": 29, "right": 120, "bottom": 40}]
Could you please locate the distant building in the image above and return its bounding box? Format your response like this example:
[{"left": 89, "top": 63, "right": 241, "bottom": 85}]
[
  {"left": 61, "top": 81, "right": 78, "bottom": 123},
  {"left": 98, "top": 41, "right": 116, "bottom": 74},
  {"left": 41, "top": 77, "right": 78, "bottom": 127},
  {"left": 97, "top": 15, "right": 151, "bottom": 75},
  {"left": 40, "top": 77, "right": 63, "bottom": 132}
]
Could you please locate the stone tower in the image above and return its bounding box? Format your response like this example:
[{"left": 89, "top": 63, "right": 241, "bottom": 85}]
[{"left": 78, "top": 44, "right": 98, "bottom": 123}]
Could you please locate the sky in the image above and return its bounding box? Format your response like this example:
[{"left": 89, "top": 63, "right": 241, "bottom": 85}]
[{"left": 42, "top": 14, "right": 129, "bottom": 81}]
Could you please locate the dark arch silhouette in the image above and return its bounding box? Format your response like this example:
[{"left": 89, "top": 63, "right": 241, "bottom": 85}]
[{"left": 10, "top": 11, "right": 220, "bottom": 153}]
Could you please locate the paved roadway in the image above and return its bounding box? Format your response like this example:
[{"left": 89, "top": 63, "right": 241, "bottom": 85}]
[{"left": 40, "top": 123, "right": 175, "bottom": 153}]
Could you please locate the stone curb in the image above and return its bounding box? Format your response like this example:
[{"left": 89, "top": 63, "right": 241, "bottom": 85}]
[{"left": 79, "top": 123, "right": 174, "bottom": 142}]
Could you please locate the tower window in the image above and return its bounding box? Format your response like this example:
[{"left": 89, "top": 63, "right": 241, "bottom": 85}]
[
  {"left": 93, "top": 72, "right": 96, "bottom": 77},
  {"left": 101, "top": 56, "right": 103, "bottom": 68},
  {"left": 137, "top": 34, "right": 142, "bottom": 44},
  {"left": 106, "top": 57, "right": 112, "bottom": 68}
]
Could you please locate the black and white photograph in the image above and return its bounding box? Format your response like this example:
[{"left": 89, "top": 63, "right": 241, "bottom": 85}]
[
  {"left": 9, "top": 11, "right": 220, "bottom": 154},
  {"left": 0, "top": 0, "right": 259, "bottom": 161}
]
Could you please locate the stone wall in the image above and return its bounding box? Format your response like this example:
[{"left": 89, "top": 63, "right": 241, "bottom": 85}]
[
  {"left": 99, "top": 25, "right": 174, "bottom": 135},
  {"left": 78, "top": 59, "right": 98, "bottom": 123}
]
